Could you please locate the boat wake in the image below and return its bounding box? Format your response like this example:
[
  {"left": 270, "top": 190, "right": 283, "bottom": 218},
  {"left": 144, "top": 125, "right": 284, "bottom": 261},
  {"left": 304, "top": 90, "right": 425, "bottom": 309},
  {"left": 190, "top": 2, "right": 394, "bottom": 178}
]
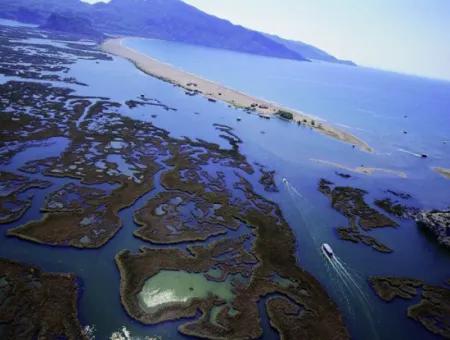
[
  {"left": 323, "top": 251, "right": 378, "bottom": 339},
  {"left": 397, "top": 147, "right": 425, "bottom": 158},
  {"left": 283, "top": 177, "right": 304, "bottom": 199},
  {"left": 324, "top": 251, "right": 370, "bottom": 306},
  {"left": 282, "top": 178, "right": 316, "bottom": 244},
  {"left": 282, "top": 178, "right": 378, "bottom": 339}
]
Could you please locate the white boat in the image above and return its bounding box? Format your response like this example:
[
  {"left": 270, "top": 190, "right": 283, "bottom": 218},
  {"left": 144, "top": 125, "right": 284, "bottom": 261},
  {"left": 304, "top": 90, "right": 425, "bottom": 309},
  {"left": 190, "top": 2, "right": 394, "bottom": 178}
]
[
  {"left": 321, "top": 243, "right": 334, "bottom": 258},
  {"left": 282, "top": 178, "right": 287, "bottom": 184}
]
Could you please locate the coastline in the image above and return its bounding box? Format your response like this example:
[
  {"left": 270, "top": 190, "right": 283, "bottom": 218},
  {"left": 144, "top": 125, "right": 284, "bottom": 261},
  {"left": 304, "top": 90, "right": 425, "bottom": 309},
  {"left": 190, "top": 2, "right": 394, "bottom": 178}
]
[{"left": 101, "top": 38, "right": 372, "bottom": 153}]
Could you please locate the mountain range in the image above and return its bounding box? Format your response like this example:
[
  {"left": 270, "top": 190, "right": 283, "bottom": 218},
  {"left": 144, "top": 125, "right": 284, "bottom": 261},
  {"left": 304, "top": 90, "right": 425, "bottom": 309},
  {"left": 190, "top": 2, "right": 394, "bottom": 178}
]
[
  {"left": 263, "top": 33, "right": 356, "bottom": 66},
  {"left": 0, "top": 0, "right": 355, "bottom": 65}
]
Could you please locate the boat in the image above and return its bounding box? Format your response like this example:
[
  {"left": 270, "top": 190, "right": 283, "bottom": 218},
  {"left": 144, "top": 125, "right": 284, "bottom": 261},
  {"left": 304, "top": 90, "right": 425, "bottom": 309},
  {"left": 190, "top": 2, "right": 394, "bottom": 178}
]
[
  {"left": 321, "top": 243, "right": 334, "bottom": 258},
  {"left": 282, "top": 178, "right": 287, "bottom": 184}
]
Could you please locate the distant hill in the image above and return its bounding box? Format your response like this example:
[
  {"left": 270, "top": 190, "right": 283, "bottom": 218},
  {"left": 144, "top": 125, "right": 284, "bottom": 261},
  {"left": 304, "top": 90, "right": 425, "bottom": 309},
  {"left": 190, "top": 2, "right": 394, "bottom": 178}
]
[
  {"left": 264, "top": 33, "right": 356, "bottom": 66},
  {"left": 0, "top": 0, "right": 308, "bottom": 61},
  {"left": 0, "top": 0, "right": 86, "bottom": 24},
  {"left": 0, "top": 0, "right": 354, "bottom": 65},
  {"left": 40, "top": 13, "right": 104, "bottom": 41},
  {"left": 87, "top": 0, "right": 309, "bottom": 61}
]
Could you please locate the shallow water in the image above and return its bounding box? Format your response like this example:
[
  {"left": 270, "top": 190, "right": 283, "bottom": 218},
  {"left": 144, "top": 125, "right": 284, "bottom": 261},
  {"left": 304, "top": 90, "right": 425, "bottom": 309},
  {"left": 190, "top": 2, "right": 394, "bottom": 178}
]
[
  {"left": 0, "top": 24, "right": 449, "bottom": 339},
  {"left": 138, "top": 270, "right": 234, "bottom": 311}
]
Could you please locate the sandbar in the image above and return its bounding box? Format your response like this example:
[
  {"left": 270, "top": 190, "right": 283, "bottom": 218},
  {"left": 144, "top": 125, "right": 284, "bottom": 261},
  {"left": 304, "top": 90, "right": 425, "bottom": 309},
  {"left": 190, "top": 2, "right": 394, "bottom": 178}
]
[
  {"left": 101, "top": 38, "right": 372, "bottom": 152},
  {"left": 433, "top": 167, "right": 450, "bottom": 179},
  {"left": 311, "top": 159, "right": 407, "bottom": 178}
]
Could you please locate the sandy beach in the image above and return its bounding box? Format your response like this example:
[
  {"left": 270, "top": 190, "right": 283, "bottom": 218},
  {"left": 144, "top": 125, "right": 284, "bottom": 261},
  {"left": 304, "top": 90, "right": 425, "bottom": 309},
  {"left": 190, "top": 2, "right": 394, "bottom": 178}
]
[{"left": 101, "top": 38, "right": 372, "bottom": 152}]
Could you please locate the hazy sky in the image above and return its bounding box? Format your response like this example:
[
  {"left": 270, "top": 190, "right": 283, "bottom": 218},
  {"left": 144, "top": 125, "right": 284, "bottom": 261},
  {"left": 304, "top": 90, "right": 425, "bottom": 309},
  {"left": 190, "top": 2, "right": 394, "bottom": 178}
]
[{"left": 82, "top": 0, "right": 450, "bottom": 81}]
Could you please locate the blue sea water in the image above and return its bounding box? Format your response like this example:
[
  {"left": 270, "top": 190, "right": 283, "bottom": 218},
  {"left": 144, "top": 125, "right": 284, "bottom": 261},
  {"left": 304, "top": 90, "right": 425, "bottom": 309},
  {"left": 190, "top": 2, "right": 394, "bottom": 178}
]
[
  {"left": 1, "top": 23, "right": 449, "bottom": 339},
  {"left": 125, "top": 37, "right": 450, "bottom": 162}
]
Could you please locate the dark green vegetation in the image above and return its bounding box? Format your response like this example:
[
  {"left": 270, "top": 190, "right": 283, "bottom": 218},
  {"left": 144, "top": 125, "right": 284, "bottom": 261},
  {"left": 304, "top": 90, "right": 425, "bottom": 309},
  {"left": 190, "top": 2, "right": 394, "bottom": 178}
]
[
  {"left": 118, "top": 168, "right": 348, "bottom": 338},
  {"left": 213, "top": 123, "right": 242, "bottom": 152},
  {"left": 375, "top": 198, "right": 408, "bottom": 217},
  {"left": 122, "top": 120, "right": 347, "bottom": 338},
  {"left": 7, "top": 95, "right": 165, "bottom": 247},
  {"left": 374, "top": 198, "right": 419, "bottom": 219},
  {"left": 0, "top": 258, "right": 85, "bottom": 339},
  {"left": 335, "top": 172, "right": 351, "bottom": 178},
  {"left": 373, "top": 191, "right": 449, "bottom": 249},
  {"left": 134, "top": 191, "right": 233, "bottom": 244},
  {"left": 0, "top": 22, "right": 110, "bottom": 85},
  {"left": 0, "top": 172, "right": 50, "bottom": 224},
  {"left": 319, "top": 179, "right": 397, "bottom": 253},
  {"left": 0, "top": 24, "right": 348, "bottom": 339},
  {"left": 386, "top": 189, "right": 412, "bottom": 200},
  {"left": 125, "top": 96, "right": 176, "bottom": 111},
  {"left": 372, "top": 191, "right": 450, "bottom": 249},
  {"left": 276, "top": 110, "right": 294, "bottom": 120},
  {"left": 257, "top": 167, "right": 279, "bottom": 193},
  {"left": 370, "top": 276, "right": 450, "bottom": 338},
  {"left": 0, "top": 0, "right": 353, "bottom": 64}
]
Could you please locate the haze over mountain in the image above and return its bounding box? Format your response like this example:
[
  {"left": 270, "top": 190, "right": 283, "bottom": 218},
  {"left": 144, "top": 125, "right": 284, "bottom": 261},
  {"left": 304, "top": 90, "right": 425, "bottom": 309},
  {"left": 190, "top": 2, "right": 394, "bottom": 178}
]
[
  {"left": 0, "top": 0, "right": 354, "bottom": 65},
  {"left": 263, "top": 33, "right": 356, "bottom": 66},
  {"left": 40, "top": 13, "right": 105, "bottom": 41}
]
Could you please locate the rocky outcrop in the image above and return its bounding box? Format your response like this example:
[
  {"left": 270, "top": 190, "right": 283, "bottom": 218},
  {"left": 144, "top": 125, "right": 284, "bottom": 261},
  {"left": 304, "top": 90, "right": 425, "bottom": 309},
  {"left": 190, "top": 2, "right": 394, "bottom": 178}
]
[{"left": 416, "top": 210, "right": 450, "bottom": 248}]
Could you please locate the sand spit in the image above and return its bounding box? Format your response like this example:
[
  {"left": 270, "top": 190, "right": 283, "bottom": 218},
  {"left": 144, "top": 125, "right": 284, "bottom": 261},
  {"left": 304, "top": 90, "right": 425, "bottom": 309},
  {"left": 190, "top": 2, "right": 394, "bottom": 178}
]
[
  {"left": 101, "top": 38, "right": 372, "bottom": 152},
  {"left": 311, "top": 159, "right": 407, "bottom": 178},
  {"left": 433, "top": 167, "right": 450, "bottom": 179}
]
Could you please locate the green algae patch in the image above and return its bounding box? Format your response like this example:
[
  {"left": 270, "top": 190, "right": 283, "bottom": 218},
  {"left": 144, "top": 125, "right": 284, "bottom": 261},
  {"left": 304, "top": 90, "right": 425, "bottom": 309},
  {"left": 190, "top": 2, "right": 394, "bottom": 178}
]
[
  {"left": 205, "top": 267, "right": 223, "bottom": 280},
  {"left": 209, "top": 305, "right": 239, "bottom": 326},
  {"left": 272, "top": 273, "right": 297, "bottom": 289},
  {"left": 138, "top": 270, "right": 234, "bottom": 312}
]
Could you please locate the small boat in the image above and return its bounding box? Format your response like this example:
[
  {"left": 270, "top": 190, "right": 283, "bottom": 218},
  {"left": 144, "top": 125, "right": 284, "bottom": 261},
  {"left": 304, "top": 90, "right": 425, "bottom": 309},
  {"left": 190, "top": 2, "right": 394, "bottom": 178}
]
[
  {"left": 321, "top": 243, "right": 334, "bottom": 258},
  {"left": 282, "top": 178, "right": 287, "bottom": 184}
]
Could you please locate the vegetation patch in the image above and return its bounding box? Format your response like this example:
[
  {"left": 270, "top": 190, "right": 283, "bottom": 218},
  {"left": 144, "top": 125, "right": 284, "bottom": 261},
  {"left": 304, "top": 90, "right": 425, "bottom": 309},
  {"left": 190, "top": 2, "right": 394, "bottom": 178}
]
[
  {"left": 319, "top": 179, "right": 397, "bottom": 253},
  {"left": 0, "top": 258, "right": 86, "bottom": 339},
  {"left": 276, "top": 110, "right": 294, "bottom": 120},
  {"left": 370, "top": 276, "right": 450, "bottom": 338}
]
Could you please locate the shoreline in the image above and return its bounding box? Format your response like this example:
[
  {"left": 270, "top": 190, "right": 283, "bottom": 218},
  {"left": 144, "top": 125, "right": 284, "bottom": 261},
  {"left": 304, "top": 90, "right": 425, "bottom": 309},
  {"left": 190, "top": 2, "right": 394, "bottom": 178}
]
[{"left": 101, "top": 38, "right": 372, "bottom": 153}]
